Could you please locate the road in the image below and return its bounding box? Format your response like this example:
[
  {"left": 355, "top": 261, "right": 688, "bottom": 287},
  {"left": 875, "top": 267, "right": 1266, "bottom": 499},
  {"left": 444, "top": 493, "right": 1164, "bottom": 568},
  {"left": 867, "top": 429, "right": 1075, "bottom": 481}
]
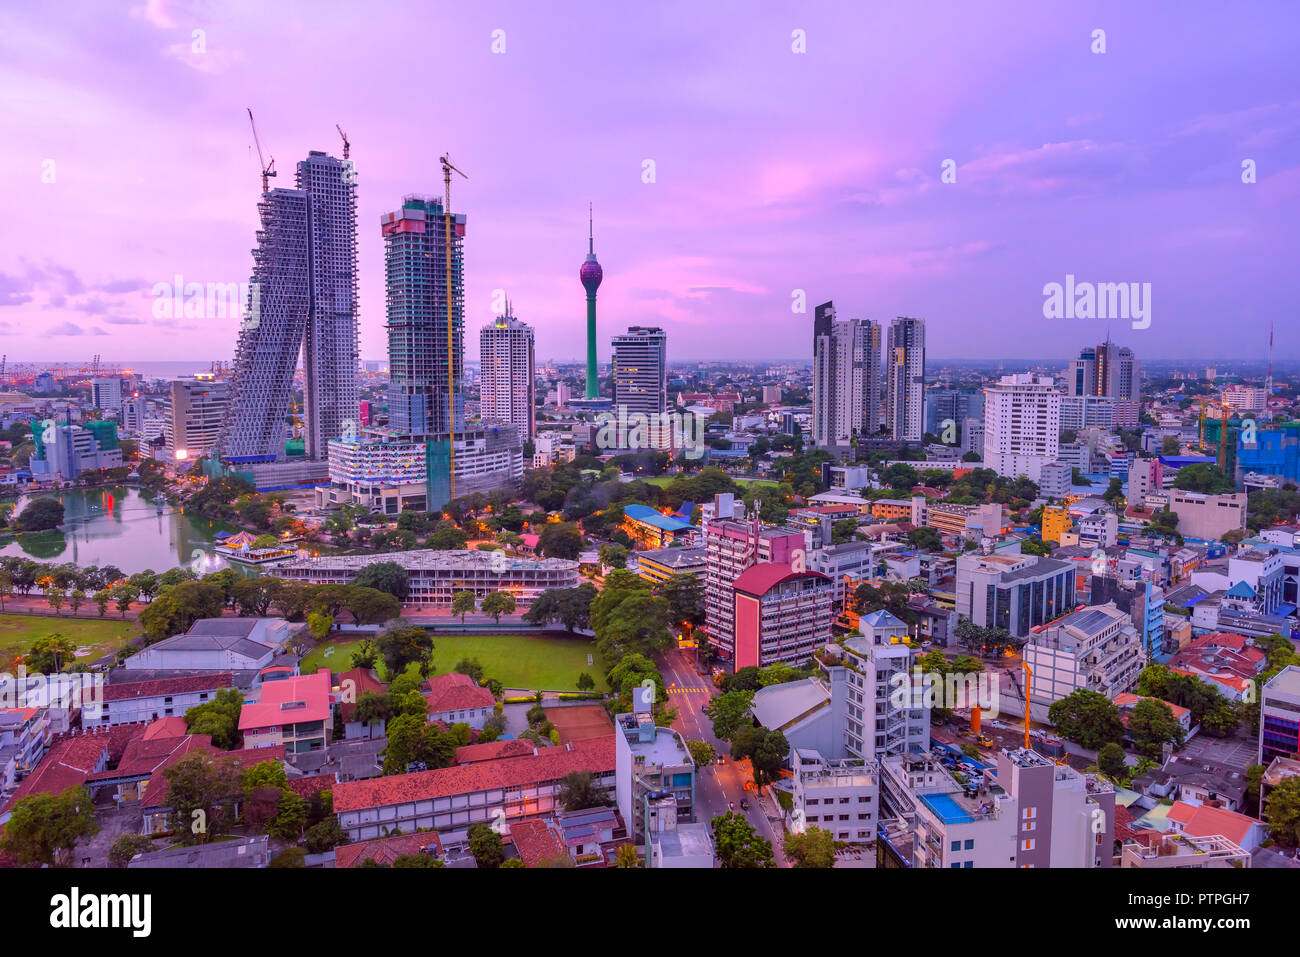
[{"left": 659, "top": 647, "right": 789, "bottom": 866}]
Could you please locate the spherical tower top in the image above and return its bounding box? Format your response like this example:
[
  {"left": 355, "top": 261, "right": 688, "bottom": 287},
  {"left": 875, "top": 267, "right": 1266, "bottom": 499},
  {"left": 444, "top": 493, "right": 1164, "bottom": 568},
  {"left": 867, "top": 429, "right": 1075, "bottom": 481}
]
[{"left": 580, "top": 203, "right": 603, "bottom": 294}]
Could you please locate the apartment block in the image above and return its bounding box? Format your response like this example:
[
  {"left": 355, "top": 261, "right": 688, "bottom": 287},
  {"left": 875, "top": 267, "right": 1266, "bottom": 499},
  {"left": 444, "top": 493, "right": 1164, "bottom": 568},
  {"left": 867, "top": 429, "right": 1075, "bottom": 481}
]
[
  {"left": 955, "top": 552, "right": 1077, "bottom": 637},
  {"left": 704, "top": 519, "right": 807, "bottom": 664},
  {"left": 1258, "top": 665, "right": 1300, "bottom": 765},
  {"left": 1023, "top": 603, "right": 1147, "bottom": 707},
  {"left": 790, "top": 748, "right": 879, "bottom": 843},
  {"left": 982, "top": 373, "right": 1060, "bottom": 483}
]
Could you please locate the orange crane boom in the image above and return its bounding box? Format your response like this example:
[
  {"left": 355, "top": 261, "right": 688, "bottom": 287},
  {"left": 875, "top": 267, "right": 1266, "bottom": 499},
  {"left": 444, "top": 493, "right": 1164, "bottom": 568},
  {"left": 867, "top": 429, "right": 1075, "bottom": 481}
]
[
  {"left": 1022, "top": 661, "right": 1032, "bottom": 751},
  {"left": 247, "top": 108, "right": 276, "bottom": 193},
  {"left": 440, "top": 153, "right": 467, "bottom": 501}
]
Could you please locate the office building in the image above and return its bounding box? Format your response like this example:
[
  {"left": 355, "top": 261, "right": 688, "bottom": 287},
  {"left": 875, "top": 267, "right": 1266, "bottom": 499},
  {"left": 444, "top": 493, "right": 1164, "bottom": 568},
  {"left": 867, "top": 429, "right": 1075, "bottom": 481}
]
[
  {"left": 90, "top": 377, "right": 123, "bottom": 412},
  {"left": 1068, "top": 339, "right": 1140, "bottom": 403},
  {"left": 1258, "top": 665, "right": 1300, "bottom": 765},
  {"left": 925, "top": 389, "right": 983, "bottom": 442},
  {"left": 479, "top": 305, "right": 536, "bottom": 442},
  {"left": 885, "top": 317, "right": 925, "bottom": 442},
  {"left": 1022, "top": 603, "right": 1147, "bottom": 708},
  {"left": 955, "top": 552, "right": 1076, "bottom": 637},
  {"left": 28, "top": 419, "right": 123, "bottom": 480},
  {"left": 731, "top": 563, "right": 835, "bottom": 668},
  {"left": 812, "top": 301, "right": 880, "bottom": 447},
  {"left": 789, "top": 748, "right": 879, "bottom": 844},
  {"left": 222, "top": 151, "right": 358, "bottom": 465},
  {"left": 1038, "top": 461, "right": 1072, "bottom": 503},
  {"left": 982, "top": 373, "right": 1060, "bottom": 483},
  {"left": 1166, "top": 490, "right": 1247, "bottom": 540},
  {"left": 704, "top": 520, "right": 807, "bottom": 664},
  {"left": 611, "top": 326, "right": 668, "bottom": 449},
  {"left": 166, "top": 376, "right": 229, "bottom": 464}
]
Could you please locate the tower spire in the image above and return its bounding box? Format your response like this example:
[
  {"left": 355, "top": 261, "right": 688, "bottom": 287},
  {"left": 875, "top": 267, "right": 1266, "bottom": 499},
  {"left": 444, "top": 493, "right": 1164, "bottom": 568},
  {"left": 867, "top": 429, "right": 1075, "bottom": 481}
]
[{"left": 588, "top": 202, "right": 594, "bottom": 256}]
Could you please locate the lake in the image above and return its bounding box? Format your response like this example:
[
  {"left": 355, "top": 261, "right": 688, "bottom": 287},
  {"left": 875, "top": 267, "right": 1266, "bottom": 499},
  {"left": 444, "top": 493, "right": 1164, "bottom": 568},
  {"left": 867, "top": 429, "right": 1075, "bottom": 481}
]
[{"left": 1, "top": 485, "right": 239, "bottom": 575}]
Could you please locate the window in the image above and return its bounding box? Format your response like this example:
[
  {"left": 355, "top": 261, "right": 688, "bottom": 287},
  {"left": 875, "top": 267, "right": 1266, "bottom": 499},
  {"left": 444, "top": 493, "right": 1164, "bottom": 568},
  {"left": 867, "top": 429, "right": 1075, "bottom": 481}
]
[
  {"left": 964, "top": 861, "right": 973, "bottom": 868},
  {"left": 951, "top": 840, "right": 961, "bottom": 851},
  {"left": 1023, "top": 806, "right": 1036, "bottom": 819},
  {"left": 964, "top": 839, "right": 974, "bottom": 850},
  {"left": 1023, "top": 821, "right": 1036, "bottom": 832},
  {"left": 1021, "top": 838, "right": 1035, "bottom": 851}
]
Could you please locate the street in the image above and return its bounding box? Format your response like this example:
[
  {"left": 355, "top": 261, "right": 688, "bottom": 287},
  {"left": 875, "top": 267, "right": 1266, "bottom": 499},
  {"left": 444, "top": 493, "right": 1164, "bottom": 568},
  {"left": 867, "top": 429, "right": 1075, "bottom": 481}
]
[{"left": 659, "top": 647, "right": 789, "bottom": 866}]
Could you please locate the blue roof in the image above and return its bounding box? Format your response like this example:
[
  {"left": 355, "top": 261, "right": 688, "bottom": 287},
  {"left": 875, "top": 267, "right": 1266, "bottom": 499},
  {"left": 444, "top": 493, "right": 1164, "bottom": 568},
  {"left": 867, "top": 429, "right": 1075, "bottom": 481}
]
[
  {"left": 623, "top": 503, "right": 697, "bottom": 532},
  {"left": 861, "top": 609, "right": 907, "bottom": 629},
  {"left": 1226, "top": 581, "right": 1257, "bottom": 599}
]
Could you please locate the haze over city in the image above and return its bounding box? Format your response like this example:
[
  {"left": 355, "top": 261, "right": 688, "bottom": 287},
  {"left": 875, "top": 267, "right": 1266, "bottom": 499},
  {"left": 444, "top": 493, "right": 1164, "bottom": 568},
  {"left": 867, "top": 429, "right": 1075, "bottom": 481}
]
[{"left": 1, "top": 0, "right": 1297, "bottom": 363}]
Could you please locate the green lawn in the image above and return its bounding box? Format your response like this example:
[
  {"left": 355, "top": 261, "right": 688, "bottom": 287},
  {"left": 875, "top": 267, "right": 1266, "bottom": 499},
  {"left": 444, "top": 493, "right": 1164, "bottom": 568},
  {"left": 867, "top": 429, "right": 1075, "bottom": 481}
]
[
  {"left": 299, "top": 632, "right": 606, "bottom": 692},
  {"left": 0, "top": 613, "right": 140, "bottom": 664}
]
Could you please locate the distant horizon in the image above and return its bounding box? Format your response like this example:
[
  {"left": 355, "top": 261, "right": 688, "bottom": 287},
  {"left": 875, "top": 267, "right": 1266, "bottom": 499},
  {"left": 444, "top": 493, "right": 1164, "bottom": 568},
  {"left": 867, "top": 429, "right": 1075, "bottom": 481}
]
[{"left": 1, "top": 2, "right": 1296, "bottom": 363}]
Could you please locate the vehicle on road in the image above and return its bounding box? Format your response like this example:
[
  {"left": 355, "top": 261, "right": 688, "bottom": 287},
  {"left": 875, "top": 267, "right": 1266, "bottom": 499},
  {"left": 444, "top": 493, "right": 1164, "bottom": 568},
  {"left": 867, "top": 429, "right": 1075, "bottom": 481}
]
[
  {"left": 976, "top": 734, "right": 994, "bottom": 748},
  {"left": 739, "top": 799, "right": 750, "bottom": 811}
]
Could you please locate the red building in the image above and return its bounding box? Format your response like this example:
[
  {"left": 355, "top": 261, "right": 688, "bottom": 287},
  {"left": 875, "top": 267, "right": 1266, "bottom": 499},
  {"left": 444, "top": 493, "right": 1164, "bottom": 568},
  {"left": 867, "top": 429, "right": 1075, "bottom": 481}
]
[{"left": 732, "top": 563, "right": 835, "bottom": 669}]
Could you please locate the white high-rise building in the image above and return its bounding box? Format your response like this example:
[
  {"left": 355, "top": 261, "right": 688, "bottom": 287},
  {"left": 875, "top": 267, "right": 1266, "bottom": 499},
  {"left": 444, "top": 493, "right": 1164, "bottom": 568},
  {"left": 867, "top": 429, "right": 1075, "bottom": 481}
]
[
  {"left": 611, "top": 326, "right": 668, "bottom": 449},
  {"left": 811, "top": 301, "right": 880, "bottom": 447},
  {"left": 982, "top": 373, "right": 1060, "bottom": 482},
  {"left": 479, "top": 305, "right": 535, "bottom": 442},
  {"left": 91, "top": 377, "right": 124, "bottom": 412},
  {"left": 885, "top": 317, "right": 925, "bottom": 442},
  {"left": 166, "top": 376, "right": 230, "bottom": 464}
]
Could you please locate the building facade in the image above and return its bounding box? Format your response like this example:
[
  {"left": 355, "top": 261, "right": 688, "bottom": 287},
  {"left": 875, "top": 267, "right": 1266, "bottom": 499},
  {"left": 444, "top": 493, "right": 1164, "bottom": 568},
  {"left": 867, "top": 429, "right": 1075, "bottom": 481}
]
[
  {"left": 479, "top": 307, "right": 536, "bottom": 442},
  {"left": 885, "top": 317, "right": 925, "bottom": 443}
]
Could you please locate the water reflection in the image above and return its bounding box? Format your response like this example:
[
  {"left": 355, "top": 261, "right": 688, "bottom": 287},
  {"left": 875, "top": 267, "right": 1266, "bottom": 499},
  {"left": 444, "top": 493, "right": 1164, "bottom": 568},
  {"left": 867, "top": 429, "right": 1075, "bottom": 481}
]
[{"left": 1, "top": 485, "right": 241, "bottom": 574}]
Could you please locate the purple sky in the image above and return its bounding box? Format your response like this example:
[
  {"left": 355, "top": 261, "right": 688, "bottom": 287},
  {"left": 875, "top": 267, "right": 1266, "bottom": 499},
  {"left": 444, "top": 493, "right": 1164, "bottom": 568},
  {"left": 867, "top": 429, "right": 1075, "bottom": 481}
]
[{"left": 1, "top": 0, "right": 1297, "bottom": 365}]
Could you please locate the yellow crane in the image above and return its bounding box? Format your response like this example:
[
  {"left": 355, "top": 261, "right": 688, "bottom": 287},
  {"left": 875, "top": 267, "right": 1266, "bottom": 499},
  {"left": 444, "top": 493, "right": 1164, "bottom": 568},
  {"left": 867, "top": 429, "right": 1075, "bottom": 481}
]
[
  {"left": 440, "top": 154, "right": 467, "bottom": 500},
  {"left": 335, "top": 124, "right": 350, "bottom": 160}
]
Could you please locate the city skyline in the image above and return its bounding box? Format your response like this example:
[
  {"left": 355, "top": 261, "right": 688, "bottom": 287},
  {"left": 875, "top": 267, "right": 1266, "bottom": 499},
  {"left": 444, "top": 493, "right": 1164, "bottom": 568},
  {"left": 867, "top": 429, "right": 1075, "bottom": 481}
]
[{"left": 0, "top": 1, "right": 1296, "bottom": 364}]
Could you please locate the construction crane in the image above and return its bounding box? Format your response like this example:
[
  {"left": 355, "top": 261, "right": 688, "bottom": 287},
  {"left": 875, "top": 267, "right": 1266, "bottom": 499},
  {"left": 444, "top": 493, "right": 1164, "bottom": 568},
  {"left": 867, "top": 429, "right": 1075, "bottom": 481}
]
[
  {"left": 335, "top": 124, "right": 350, "bottom": 160},
  {"left": 440, "top": 153, "right": 467, "bottom": 500},
  {"left": 247, "top": 108, "right": 276, "bottom": 193}
]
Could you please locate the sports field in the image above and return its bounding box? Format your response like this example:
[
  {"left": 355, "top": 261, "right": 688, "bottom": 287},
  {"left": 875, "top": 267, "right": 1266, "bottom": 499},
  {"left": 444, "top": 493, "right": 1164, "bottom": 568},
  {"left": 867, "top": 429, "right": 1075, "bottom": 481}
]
[
  {"left": 0, "top": 613, "right": 139, "bottom": 664},
  {"left": 300, "top": 632, "right": 606, "bottom": 692}
]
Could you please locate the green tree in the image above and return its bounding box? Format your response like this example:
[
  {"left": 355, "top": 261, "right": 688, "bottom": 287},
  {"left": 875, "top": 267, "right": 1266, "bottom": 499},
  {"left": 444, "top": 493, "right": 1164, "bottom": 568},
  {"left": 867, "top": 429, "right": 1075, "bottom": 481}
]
[
  {"left": 705, "top": 690, "right": 755, "bottom": 741},
  {"left": 479, "top": 590, "right": 516, "bottom": 623},
  {"left": 558, "top": 770, "right": 609, "bottom": 811},
  {"left": 467, "top": 822, "right": 505, "bottom": 868},
  {"left": 160, "top": 751, "right": 242, "bottom": 844},
  {"left": 1048, "top": 689, "right": 1125, "bottom": 750},
  {"left": 185, "top": 687, "right": 245, "bottom": 750},
  {"left": 268, "top": 791, "right": 310, "bottom": 842},
  {"left": 25, "top": 633, "right": 77, "bottom": 673},
  {"left": 538, "top": 522, "right": 583, "bottom": 560},
  {"left": 14, "top": 497, "right": 64, "bottom": 532},
  {"left": 427, "top": 526, "right": 469, "bottom": 550},
  {"left": 1264, "top": 776, "right": 1300, "bottom": 848},
  {"left": 686, "top": 740, "right": 716, "bottom": 766},
  {"left": 376, "top": 622, "right": 434, "bottom": 679},
  {"left": 598, "top": 543, "right": 628, "bottom": 569},
  {"left": 451, "top": 590, "right": 477, "bottom": 622},
  {"left": 1128, "top": 698, "right": 1186, "bottom": 758},
  {"left": 655, "top": 573, "right": 706, "bottom": 628},
  {"left": 784, "top": 825, "right": 837, "bottom": 868},
  {"left": 108, "top": 833, "right": 156, "bottom": 868},
  {"left": 0, "top": 785, "right": 99, "bottom": 866},
  {"left": 576, "top": 672, "right": 595, "bottom": 691},
  {"left": 711, "top": 811, "right": 775, "bottom": 868},
  {"left": 307, "top": 611, "right": 333, "bottom": 642},
  {"left": 354, "top": 561, "right": 410, "bottom": 601},
  {"left": 1097, "top": 742, "right": 1128, "bottom": 780}
]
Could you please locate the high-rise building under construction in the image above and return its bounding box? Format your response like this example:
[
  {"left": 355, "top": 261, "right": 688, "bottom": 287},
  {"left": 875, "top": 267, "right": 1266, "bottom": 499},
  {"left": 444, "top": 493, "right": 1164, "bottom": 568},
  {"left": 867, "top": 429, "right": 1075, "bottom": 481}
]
[{"left": 221, "top": 150, "right": 358, "bottom": 469}]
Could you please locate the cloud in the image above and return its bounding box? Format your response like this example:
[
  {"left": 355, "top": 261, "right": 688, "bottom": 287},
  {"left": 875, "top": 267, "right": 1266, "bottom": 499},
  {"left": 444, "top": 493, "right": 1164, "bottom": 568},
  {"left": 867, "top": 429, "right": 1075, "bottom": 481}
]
[
  {"left": 103, "top": 315, "right": 145, "bottom": 325},
  {"left": 130, "top": 0, "right": 178, "bottom": 29},
  {"left": 0, "top": 273, "right": 34, "bottom": 307},
  {"left": 48, "top": 321, "right": 84, "bottom": 335}
]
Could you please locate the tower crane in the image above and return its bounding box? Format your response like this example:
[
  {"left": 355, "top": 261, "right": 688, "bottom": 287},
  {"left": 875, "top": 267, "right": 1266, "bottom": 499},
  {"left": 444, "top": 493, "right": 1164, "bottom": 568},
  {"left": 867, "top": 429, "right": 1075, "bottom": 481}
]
[
  {"left": 247, "top": 108, "right": 276, "bottom": 193},
  {"left": 336, "top": 124, "right": 350, "bottom": 160},
  {"left": 440, "top": 153, "right": 467, "bottom": 500},
  {"left": 1022, "top": 661, "right": 1033, "bottom": 751}
]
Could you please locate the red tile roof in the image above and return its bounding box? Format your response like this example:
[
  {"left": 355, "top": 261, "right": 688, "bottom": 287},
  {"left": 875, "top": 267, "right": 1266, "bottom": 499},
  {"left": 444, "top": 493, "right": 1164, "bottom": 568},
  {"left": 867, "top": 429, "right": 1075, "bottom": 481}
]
[
  {"left": 102, "top": 673, "right": 233, "bottom": 702},
  {"left": 335, "top": 668, "right": 388, "bottom": 724},
  {"left": 1168, "top": 800, "right": 1260, "bottom": 847},
  {"left": 509, "top": 817, "right": 567, "bottom": 867},
  {"left": 423, "top": 672, "right": 495, "bottom": 715},
  {"left": 142, "top": 743, "right": 286, "bottom": 809},
  {"left": 2, "top": 733, "right": 110, "bottom": 811},
  {"left": 287, "top": 772, "right": 337, "bottom": 801},
  {"left": 455, "top": 738, "right": 539, "bottom": 764},
  {"left": 239, "top": 670, "right": 332, "bottom": 730},
  {"left": 142, "top": 716, "right": 190, "bottom": 741},
  {"left": 333, "top": 736, "right": 615, "bottom": 813},
  {"left": 334, "top": 832, "right": 443, "bottom": 868},
  {"left": 89, "top": 730, "right": 209, "bottom": 781}
]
